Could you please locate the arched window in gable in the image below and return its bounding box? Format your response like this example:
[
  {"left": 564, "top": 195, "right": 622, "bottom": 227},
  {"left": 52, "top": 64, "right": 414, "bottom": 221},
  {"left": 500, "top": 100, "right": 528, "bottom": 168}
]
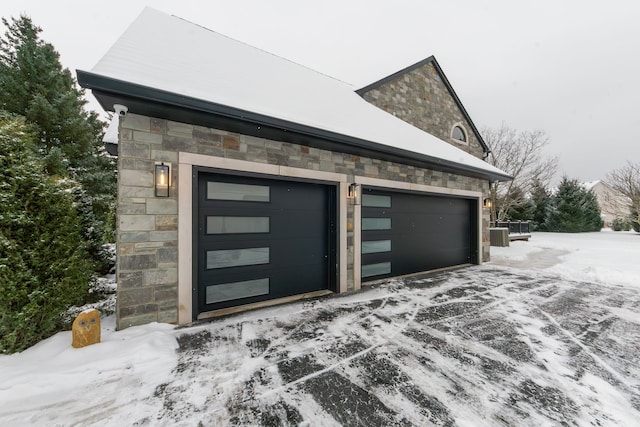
[{"left": 451, "top": 125, "right": 467, "bottom": 143}]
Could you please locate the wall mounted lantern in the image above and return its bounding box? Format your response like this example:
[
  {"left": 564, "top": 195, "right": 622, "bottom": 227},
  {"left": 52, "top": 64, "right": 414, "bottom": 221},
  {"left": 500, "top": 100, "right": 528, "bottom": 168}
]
[
  {"left": 155, "top": 162, "right": 170, "bottom": 197},
  {"left": 483, "top": 198, "right": 492, "bottom": 209},
  {"left": 348, "top": 183, "right": 361, "bottom": 205}
]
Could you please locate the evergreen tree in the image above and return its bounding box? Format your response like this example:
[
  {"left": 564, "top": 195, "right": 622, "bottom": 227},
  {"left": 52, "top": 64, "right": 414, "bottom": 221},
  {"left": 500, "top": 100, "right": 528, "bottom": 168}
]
[
  {"left": 545, "top": 177, "right": 602, "bottom": 232},
  {"left": 0, "top": 15, "right": 116, "bottom": 267},
  {"left": 631, "top": 211, "right": 640, "bottom": 232},
  {"left": 0, "top": 114, "right": 96, "bottom": 353},
  {"left": 504, "top": 186, "right": 534, "bottom": 221},
  {"left": 529, "top": 179, "right": 551, "bottom": 231},
  {"left": 582, "top": 188, "right": 603, "bottom": 231}
]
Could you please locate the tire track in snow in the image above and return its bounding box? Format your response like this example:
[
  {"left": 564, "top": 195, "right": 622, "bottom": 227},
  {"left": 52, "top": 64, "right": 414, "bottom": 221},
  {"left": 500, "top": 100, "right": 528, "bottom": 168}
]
[
  {"left": 258, "top": 303, "right": 421, "bottom": 400},
  {"left": 538, "top": 308, "right": 639, "bottom": 393}
]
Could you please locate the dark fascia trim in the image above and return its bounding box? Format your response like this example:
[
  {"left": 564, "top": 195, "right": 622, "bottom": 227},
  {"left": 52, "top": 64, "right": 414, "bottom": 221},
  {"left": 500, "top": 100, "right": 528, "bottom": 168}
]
[
  {"left": 77, "top": 70, "right": 511, "bottom": 182},
  {"left": 355, "top": 56, "right": 490, "bottom": 155}
]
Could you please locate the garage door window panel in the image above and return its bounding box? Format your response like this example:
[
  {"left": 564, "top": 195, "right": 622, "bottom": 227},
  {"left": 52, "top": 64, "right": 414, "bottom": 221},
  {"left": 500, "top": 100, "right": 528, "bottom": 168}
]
[
  {"left": 362, "top": 218, "right": 392, "bottom": 230},
  {"left": 207, "top": 182, "right": 270, "bottom": 202},
  {"left": 206, "top": 278, "right": 270, "bottom": 304},
  {"left": 206, "top": 247, "right": 270, "bottom": 269},
  {"left": 206, "top": 216, "right": 270, "bottom": 234},
  {"left": 362, "top": 262, "right": 392, "bottom": 278},
  {"left": 362, "top": 194, "right": 391, "bottom": 208},
  {"left": 362, "top": 240, "right": 392, "bottom": 254}
]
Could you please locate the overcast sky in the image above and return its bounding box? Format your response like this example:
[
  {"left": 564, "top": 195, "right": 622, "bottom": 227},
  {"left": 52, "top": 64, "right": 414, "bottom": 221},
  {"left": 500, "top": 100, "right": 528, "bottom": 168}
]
[{"left": 3, "top": 0, "right": 639, "bottom": 182}]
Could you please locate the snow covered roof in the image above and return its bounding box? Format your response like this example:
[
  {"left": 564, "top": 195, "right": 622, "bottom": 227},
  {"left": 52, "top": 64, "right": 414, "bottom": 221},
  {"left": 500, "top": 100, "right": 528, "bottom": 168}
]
[{"left": 78, "top": 8, "right": 511, "bottom": 181}]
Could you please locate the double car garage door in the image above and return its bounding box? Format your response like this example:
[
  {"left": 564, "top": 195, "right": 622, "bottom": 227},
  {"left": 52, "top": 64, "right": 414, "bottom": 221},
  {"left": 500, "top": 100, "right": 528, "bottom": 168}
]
[
  {"left": 196, "top": 172, "right": 476, "bottom": 317},
  {"left": 360, "top": 188, "right": 477, "bottom": 280}
]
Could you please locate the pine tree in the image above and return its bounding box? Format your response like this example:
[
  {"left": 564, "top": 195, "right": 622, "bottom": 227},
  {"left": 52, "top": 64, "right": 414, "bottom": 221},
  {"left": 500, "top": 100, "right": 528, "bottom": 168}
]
[
  {"left": 504, "top": 186, "right": 534, "bottom": 221},
  {"left": 0, "top": 15, "right": 116, "bottom": 267},
  {"left": 545, "top": 177, "right": 602, "bottom": 232},
  {"left": 582, "top": 188, "right": 603, "bottom": 232},
  {"left": 0, "top": 114, "right": 96, "bottom": 353},
  {"left": 529, "top": 179, "right": 551, "bottom": 231}
]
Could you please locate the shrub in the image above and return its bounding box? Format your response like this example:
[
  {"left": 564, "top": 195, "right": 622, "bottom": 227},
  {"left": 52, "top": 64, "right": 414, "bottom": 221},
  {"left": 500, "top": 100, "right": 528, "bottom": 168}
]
[
  {"left": 612, "top": 217, "right": 632, "bottom": 231},
  {"left": 630, "top": 209, "right": 640, "bottom": 233},
  {"left": 0, "top": 115, "right": 95, "bottom": 353},
  {"left": 612, "top": 217, "right": 629, "bottom": 231}
]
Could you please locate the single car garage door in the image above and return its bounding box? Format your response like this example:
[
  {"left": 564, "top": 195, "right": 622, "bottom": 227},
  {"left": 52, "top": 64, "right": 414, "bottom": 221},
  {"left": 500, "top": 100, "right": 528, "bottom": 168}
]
[
  {"left": 195, "top": 171, "right": 336, "bottom": 316},
  {"left": 361, "top": 188, "right": 477, "bottom": 280}
]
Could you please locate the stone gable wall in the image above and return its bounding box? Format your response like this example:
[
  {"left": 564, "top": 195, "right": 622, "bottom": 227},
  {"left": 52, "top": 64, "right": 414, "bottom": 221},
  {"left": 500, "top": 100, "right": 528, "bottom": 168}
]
[
  {"left": 360, "top": 62, "right": 485, "bottom": 159},
  {"left": 116, "top": 113, "right": 490, "bottom": 329}
]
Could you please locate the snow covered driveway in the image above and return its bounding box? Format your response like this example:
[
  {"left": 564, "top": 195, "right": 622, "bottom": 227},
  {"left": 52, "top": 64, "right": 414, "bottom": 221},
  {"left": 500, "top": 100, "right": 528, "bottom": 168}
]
[
  {"left": 153, "top": 267, "right": 640, "bottom": 426},
  {"left": 1, "top": 231, "right": 639, "bottom": 426}
]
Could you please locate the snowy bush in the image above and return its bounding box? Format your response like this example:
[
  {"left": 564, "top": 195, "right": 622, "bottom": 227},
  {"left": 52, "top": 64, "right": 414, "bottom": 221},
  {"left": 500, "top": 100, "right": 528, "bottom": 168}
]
[
  {"left": 632, "top": 216, "right": 640, "bottom": 233},
  {"left": 0, "top": 115, "right": 96, "bottom": 353},
  {"left": 612, "top": 217, "right": 632, "bottom": 232}
]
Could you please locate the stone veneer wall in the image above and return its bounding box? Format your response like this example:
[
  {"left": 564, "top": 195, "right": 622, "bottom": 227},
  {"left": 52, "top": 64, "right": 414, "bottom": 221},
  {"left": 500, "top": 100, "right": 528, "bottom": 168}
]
[
  {"left": 116, "top": 113, "right": 490, "bottom": 329},
  {"left": 360, "top": 62, "right": 485, "bottom": 160}
]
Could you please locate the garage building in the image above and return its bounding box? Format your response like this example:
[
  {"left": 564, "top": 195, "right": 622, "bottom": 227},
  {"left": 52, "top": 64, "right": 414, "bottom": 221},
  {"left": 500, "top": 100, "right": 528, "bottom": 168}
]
[{"left": 78, "top": 8, "right": 511, "bottom": 329}]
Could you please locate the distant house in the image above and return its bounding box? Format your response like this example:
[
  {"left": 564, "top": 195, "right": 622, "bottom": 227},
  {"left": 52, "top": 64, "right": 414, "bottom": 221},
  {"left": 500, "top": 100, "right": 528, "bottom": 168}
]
[
  {"left": 77, "top": 8, "right": 510, "bottom": 329},
  {"left": 583, "top": 180, "right": 631, "bottom": 227}
]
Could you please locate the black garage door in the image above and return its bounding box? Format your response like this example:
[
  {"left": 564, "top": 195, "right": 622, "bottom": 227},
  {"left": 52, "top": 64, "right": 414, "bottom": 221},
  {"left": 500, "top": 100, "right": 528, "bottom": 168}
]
[
  {"left": 361, "top": 188, "right": 477, "bottom": 280},
  {"left": 195, "top": 172, "right": 336, "bottom": 316}
]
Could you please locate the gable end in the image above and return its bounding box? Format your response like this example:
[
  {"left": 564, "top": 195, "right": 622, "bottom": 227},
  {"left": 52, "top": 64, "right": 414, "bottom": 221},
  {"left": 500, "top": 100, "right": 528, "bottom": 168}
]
[{"left": 356, "top": 56, "right": 490, "bottom": 157}]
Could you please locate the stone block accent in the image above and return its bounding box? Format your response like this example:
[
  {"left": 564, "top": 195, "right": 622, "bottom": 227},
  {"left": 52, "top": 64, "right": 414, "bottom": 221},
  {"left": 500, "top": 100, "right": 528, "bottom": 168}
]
[
  {"left": 133, "top": 130, "right": 163, "bottom": 144},
  {"left": 150, "top": 150, "right": 179, "bottom": 163},
  {"left": 146, "top": 199, "right": 178, "bottom": 215},
  {"left": 119, "top": 215, "right": 156, "bottom": 232},
  {"left": 149, "top": 231, "right": 178, "bottom": 242},
  {"left": 144, "top": 268, "right": 178, "bottom": 286},
  {"left": 120, "top": 254, "right": 157, "bottom": 271},
  {"left": 119, "top": 288, "right": 154, "bottom": 307},
  {"left": 158, "top": 247, "right": 178, "bottom": 263},
  {"left": 167, "top": 120, "right": 194, "bottom": 135},
  {"left": 120, "top": 232, "right": 150, "bottom": 243},
  {"left": 122, "top": 115, "right": 150, "bottom": 132},
  {"left": 119, "top": 271, "right": 144, "bottom": 289},
  {"left": 158, "top": 309, "right": 178, "bottom": 324},
  {"left": 120, "top": 186, "right": 155, "bottom": 198},
  {"left": 120, "top": 142, "right": 151, "bottom": 159},
  {"left": 156, "top": 215, "right": 178, "bottom": 231},
  {"left": 154, "top": 285, "right": 178, "bottom": 302},
  {"left": 223, "top": 136, "right": 240, "bottom": 150},
  {"left": 164, "top": 135, "right": 196, "bottom": 152},
  {"left": 120, "top": 170, "right": 154, "bottom": 187},
  {"left": 117, "top": 203, "right": 146, "bottom": 215}
]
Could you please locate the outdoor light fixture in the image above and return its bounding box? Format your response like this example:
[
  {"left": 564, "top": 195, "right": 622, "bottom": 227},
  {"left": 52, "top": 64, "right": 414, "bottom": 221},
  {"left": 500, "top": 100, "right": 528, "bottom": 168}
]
[
  {"left": 155, "top": 162, "right": 170, "bottom": 197},
  {"left": 348, "top": 183, "right": 361, "bottom": 205},
  {"left": 483, "top": 198, "right": 492, "bottom": 208}
]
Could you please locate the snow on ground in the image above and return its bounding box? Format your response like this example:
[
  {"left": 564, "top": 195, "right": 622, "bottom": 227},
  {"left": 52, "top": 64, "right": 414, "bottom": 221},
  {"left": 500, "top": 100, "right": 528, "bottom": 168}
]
[
  {"left": 491, "top": 229, "right": 640, "bottom": 287},
  {"left": 1, "top": 231, "right": 639, "bottom": 426}
]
